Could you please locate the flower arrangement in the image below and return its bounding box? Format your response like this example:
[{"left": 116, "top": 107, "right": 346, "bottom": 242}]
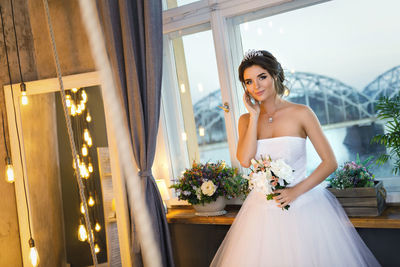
[
  {"left": 170, "top": 161, "right": 247, "bottom": 205},
  {"left": 244, "top": 155, "right": 294, "bottom": 210},
  {"left": 327, "top": 154, "right": 375, "bottom": 189}
]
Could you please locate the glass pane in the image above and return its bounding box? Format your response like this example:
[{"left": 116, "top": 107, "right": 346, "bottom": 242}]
[
  {"left": 168, "top": 29, "right": 231, "bottom": 165},
  {"left": 237, "top": 0, "right": 400, "bottom": 183},
  {"left": 163, "top": 0, "right": 200, "bottom": 10}
]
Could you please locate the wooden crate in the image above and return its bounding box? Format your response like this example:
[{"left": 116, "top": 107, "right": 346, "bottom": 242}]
[{"left": 327, "top": 180, "right": 386, "bottom": 217}]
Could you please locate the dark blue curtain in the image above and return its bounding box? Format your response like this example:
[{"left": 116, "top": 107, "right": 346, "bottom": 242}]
[{"left": 97, "top": 0, "right": 174, "bottom": 266}]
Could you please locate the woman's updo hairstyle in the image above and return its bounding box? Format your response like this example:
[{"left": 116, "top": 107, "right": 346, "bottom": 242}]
[{"left": 238, "top": 50, "right": 288, "bottom": 96}]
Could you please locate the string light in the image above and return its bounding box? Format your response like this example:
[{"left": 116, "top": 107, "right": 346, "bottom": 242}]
[
  {"left": 86, "top": 110, "right": 92, "bottom": 122},
  {"left": 88, "top": 162, "right": 93, "bottom": 173},
  {"left": 82, "top": 144, "right": 88, "bottom": 157},
  {"left": 95, "top": 222, "right": 101, "bottom": 232},
  {"left": 28, "top": 238, "right": 40, "bottom": 267},
  {"left": 78, "top": 223, "right": 88, "bottom": 242},
  {"left": 80, "top": 202, "right": 85, "bottom": 214},
  {"left": 83, "top": 129, "right": 90, "bottom": 141},
  {"left": 5, "top": 157, "right": 15, "bottom": 183},
  {"left": 88, "top": 195, "right": 95, "bottom": 207},
  {"left": 72, "top": 87, "right": 79, "bottom": 93},
  {"left": 87, "top": 137, "right": 93, "bottom": 147},
  {"left": 81, "top": 90, "right": 87, "bottom": 103},
  {"left": 94, "top": 243, "right": 100, "bottom": 254},
  {"left": 70, "top": 104, "right": 77, "bottom": 116},
  {"left": 66, "top": 95, "right": 71, "bottom": 107}
]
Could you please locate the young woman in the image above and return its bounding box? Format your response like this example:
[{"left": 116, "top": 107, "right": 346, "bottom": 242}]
[{"left": 210, "top": 50, "right": 380, "bottom": 267}]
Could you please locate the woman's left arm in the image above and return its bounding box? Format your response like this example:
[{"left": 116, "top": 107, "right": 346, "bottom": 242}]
[{"left": 274, "top": 106, "right": 338, "bottom": 208}]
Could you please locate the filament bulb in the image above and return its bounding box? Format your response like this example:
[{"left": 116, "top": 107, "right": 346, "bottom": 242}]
[
  {"left": 86, "top": 111, "right": 92, "bottom": 122},
  {"left": 87, "top": 137, "right": 93, "bottom": 147},
  {"left": 94, "top": 243, "right": 100, "bottom": 254},
  {"left": 70, "top": 104, "right": 77, "bottom": 116},
  {"left": 80, "top": 202, "right": 85, "bottom": 214},
  {"left": 88, "top": 162, "right": 93, "bottom": 173},
  {"left": 88, "top": 196, "right": 95, "bottom": 207},
  {"left": 5, "top": 158, "right": 15, "bottom": 183},
  {"left": 83, "top": 129, "right": 90, "bottom": 141},
  {"left": 78, "top": 224, "right": 88, "bottom": 242},
  {"left": 95, "top": 222, "right": 101, "bottom": 232},
  {"left": 66, "top": 95, "right": 71, "bottom": 107},
  {"left": 81, "top": 90, "right": 87, "bottom": 103},
  {"left": 82, "top": 144, "right": 88, "bottom": 157},
  {"left": 21, "top": 91, "right": 28, "bottom": 105},
  {"left": 72, "top": 87, "right": 79, "bottom": 93},
  {"left": 28, "top": 238, "right": 40, "bottom": 267}
]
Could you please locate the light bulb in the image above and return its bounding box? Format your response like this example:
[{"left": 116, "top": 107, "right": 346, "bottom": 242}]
[
  {"left": 80, "top": 202, "right": 85, "bottom": 214},
  {"left": 83, "top": 129, "right": 90, "bottom": 141},
  {"left": 71, "top": 104, "right": 77, "bottom": 116},
  {"left": 78, "top": 223, "right": 88, "bottom": 242},
  {"left": 87, "top": 137, "right": 93, "bottom": 147},
  {"left": 82, "top": 144, "right": 88, "bottom": 157},
  {"left": 94, "top": 243, "right": 100, "bottom": 254},
  {"left": 72, "top": 87, "right": 78, "bottom": 93},
  {"left": 79, "top": 162, "right": 89, "bottom": 178},
  {"left": 80, "top": 102, "right": 86, "bottom": 112},
  {"left": 76, "top": 105, "right": 82, "bottom": 115},
  {"left": 28, "top": 238, "right": 40, "bottom": 267},
  {"left": 5, "top": 157, "right": 15, "bottom": 183},
  {"left": 66, "top": 95, "right": 71, "bottom": 107},
  {"left": 88, "top": 196, "right": 95, "bottom": 207},
  {"left": 81, "top": 90, "right": 87, "bottom": 103},
  {"left": 21, "top": 91, "right": 28, "bottom": 105},
  {"left": 86, "top": 111, "right": 92, "bottom": 122},
  {"left": 95, "top": 222, "right": 101, "bottom": 232},
  {"left": 88, "top": 163, "right": 93, "bottom": 173}
]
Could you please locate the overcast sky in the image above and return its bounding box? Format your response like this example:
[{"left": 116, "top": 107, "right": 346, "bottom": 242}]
[{"left": 180, "top": 0, "right": 400, "bottom": 104}]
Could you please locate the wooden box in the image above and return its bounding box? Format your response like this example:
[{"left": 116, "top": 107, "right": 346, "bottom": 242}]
[{"left": 327, "top": 180, "right": 386, "bottom": 217}]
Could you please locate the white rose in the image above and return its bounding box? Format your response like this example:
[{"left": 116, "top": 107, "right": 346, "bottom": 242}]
[
  {"left": 270, "top": 159, "right": 293, "bottom": 182},
  {"left": 201, "top": 180, "right": 217, "bottom": 196}
]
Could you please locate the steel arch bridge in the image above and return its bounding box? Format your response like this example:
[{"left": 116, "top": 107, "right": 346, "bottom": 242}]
[{"left": 193, "top": 65, "right": 399, "bottom": 143}]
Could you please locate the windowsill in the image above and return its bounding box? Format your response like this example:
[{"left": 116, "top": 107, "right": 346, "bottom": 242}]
[{"left": 166, "top": 204, "right": 400, "bottom": 229}]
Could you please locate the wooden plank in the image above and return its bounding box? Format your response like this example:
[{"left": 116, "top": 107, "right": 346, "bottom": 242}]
[
  {"left": 327, "top": 181, "right": 383, "bottom": 198},
  {"left": 337, "top": 197, "right": 377, "bottom": 207},
  {"left": 344, "top": 207, "right": 380, "bottom": 217}
]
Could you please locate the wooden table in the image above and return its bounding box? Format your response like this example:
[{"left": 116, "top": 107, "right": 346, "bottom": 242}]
[{"left": 167, "top": 205, "right": 400, "bottom": 229}]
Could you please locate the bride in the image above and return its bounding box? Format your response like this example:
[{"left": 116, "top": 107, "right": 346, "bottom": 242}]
[{"left": 210, "top": 50, "right": 380, "bottom": 267}]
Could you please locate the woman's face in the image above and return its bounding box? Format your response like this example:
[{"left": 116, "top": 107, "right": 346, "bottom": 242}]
[{"left": 243, "top": 65, "right": 276, "bottom": 102}]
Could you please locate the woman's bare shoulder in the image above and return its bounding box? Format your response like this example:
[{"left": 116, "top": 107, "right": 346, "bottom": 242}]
[{"left": 238, "top": 113, "right": 250, "bottom": 124}]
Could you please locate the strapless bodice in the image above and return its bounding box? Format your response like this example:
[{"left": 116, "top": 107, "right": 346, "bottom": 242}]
[{"left": 255, "top": 136, "right": 307, "bottom": 185}]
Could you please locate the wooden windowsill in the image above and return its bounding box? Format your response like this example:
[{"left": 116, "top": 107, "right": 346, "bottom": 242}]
[{"left": 166, "top": 205, "right": 400, "bottom": 229}]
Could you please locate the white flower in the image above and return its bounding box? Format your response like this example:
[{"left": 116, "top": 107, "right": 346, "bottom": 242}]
[
  {"left": 183, "top": 190, "right": 191, "bottom": 196},
  {"left": 201, "top": 180, "right": 217, "bottom": 196},
  {"left": 270, "top": 159, "right": 293, "bottom": 182}
]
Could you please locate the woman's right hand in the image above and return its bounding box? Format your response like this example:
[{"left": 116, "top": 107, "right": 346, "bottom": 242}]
[{"left": 243, "top": 92, "right": 260, "bottom": 118}]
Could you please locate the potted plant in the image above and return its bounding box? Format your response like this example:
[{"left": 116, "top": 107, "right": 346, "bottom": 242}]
[
  {"left": 326, "top": 154, "right": 386, "bottom": 216},
  {"left": 170, "top": 161, "right": 247, "bottom": 216},
  {"left": 371, "top": 92, "right": 400, "bottom": 174}
]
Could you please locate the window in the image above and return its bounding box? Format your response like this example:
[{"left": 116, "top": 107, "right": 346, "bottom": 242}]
[{"left": 161, "top": 0, "right": 400, "bottom": 201}]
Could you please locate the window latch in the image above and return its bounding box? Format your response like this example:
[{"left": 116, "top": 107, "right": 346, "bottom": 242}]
[{"left": 218, "top": 102, "right": 230, "bottom": 113}]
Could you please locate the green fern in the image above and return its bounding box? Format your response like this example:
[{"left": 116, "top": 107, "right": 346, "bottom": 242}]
[{"left": 371, "top": 92, "right": 400, "bottom": 174}]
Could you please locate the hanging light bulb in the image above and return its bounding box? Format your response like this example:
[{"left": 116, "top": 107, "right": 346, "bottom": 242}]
[
  {"left": 94, "top": 243, "right": 100, "bottom": 254},
  {"left": 78, "top": 223, "right": 88, "bottom": 242},
  {"left": 87, "top": 137, "right": 93, "bottom": 147},
  {"left": 88, "top": 162, "right": 93, "bottom": 173},
  {"left": 66, "top": 95, "right": 71, "bottom": 107},
  {"left": 79, "top": 102, "right": 86, "bottom": 112},
  {"left": 28, "top": 238, "right": 40, "bottom": 267},
  {"left": 76, "top": 105, "right": 82, "bottom": 115},
  {"left": 83, "top": 129, "right": 90, "bottom": 141},
  {"left": 79, "top": 162, "right": 89, "bottom": 179},
  {"left": 88, "top": 195, "right": 95, "bottom": 207},
  {"left": 72, "top": 87, "right": 79, "bottom": 93},
  {"left": 86, "top": 110, "right": 92, "bottom": 122},
  {"left": 95, "top": 222, "right": 101, "bottom": 232},
  {"left": 81, "top": 90, "right": 88, "bottom": 103},
  {"left": 70, "top": 104, "right": 77, "bottom": 116},
  {"left": 82, "top": 144, "right": 88, "bottom": 157},
  {"left": 20, "top": 82, "right": 28, "bottom": 106},
  {"left": 80, "top": 202, "right": 85, "bottom": 214},
  {"left": 5, "top": 157, "right": 15, "bottom": 183}
]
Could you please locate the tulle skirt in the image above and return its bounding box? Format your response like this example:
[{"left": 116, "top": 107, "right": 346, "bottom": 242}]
[{"left": 210, "top": 185, "right": 381, "bottom": 267}]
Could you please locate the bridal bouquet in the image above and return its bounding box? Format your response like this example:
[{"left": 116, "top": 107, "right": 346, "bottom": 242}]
[{"left": 244, "top": 155, "right": 294, "bottom": 210}]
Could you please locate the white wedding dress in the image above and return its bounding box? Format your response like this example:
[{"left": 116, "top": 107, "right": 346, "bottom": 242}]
[{"left": 210, "top": 136, "right": 381, "bottom": 267}]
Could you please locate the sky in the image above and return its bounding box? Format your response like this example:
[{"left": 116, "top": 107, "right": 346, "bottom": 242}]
[{"left": 179, "top": 0, "right": 400, "bottom": 104}]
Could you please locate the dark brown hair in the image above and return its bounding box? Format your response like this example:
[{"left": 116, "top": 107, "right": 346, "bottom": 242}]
[{"left": 238, "top": 50, "right": 287, "bottom": 96}]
